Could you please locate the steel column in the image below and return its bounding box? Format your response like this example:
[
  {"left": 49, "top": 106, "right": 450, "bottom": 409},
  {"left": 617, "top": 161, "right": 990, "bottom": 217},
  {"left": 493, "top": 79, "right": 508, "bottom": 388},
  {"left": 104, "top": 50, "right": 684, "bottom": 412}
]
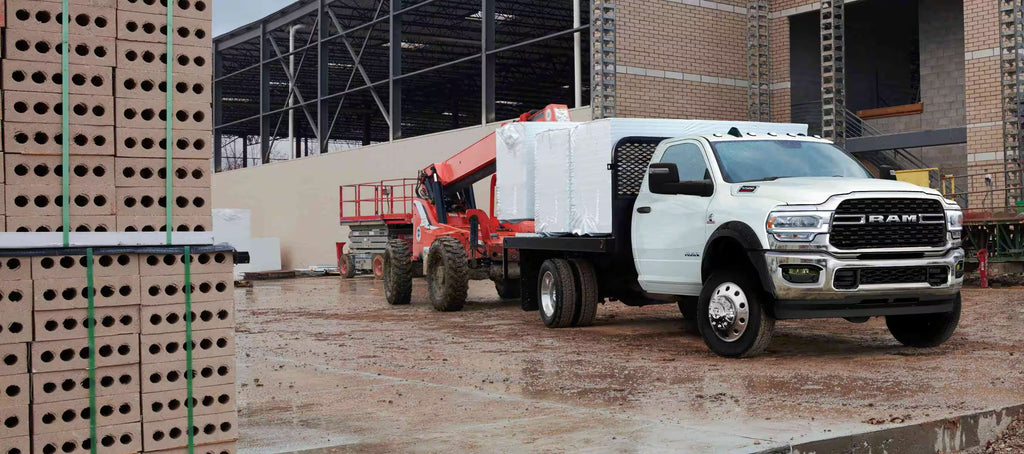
[
  {"left": 390, "top": 0, "right": 402, "bottom": 140},
  {"left": 319, "top": 0, "right": 330, "bottom": 154},
  {"left": 481, "top": 0, "right": 495, "bottom": 124},
  {"left": 259, "top": 22, "right": 271, "bottom": 163},
  {"left": 820, "top": 0, "right": 845, "bottom": 146}
]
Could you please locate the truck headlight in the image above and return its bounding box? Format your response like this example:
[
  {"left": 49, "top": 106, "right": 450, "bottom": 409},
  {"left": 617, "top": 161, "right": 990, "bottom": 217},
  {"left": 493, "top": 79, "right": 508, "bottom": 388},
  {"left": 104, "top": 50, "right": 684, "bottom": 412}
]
[
  {"left": 947, "top": 210, "right": 963, "bottom": 240},
  {"left": 766, "top": 212, "right": 831, "bottom": 242}
]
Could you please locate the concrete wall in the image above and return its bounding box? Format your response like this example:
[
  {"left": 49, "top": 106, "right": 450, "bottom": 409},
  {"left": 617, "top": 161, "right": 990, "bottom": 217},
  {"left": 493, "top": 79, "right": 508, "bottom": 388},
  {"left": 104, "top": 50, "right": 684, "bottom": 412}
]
[{"left": 212, "top": 107, "right": 592, "bottom": 269}]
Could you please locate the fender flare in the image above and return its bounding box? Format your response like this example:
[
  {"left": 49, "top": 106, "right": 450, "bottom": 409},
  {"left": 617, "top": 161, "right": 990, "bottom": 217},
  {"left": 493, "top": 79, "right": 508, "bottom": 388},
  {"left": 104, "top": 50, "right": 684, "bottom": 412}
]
[{"left": 701, "top": 221, "right": 776, "bottom": 297}]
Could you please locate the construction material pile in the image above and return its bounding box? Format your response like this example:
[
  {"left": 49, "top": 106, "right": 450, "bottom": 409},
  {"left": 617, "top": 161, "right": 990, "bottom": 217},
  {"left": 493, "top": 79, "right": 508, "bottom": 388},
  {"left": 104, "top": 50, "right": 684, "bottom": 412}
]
[{"left": 0, "top": 2, "right": 238, "bottom": 454}]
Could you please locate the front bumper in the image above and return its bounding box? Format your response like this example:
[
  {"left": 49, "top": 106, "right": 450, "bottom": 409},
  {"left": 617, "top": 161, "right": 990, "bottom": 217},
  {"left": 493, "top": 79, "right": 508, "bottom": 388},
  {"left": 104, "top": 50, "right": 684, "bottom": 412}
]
[{"left": 764, "top": 248, "right": 964, "bottom": 319}]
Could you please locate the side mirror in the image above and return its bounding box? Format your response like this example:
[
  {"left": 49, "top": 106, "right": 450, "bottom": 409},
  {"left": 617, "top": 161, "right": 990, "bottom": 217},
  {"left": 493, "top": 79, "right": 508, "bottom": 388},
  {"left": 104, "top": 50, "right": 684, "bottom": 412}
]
[
  {"left": 877, "top": 164, "right": 898, "bottom": 180},
  {"left": 648, "top": 163, "right": 714, "bottom": 197}
]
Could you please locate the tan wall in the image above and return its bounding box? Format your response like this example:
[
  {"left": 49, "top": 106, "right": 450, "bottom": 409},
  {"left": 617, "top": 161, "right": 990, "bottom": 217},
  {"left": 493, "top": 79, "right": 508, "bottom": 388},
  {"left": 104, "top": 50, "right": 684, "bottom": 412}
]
[{"left": 211, "top": 107, "right": 592, "bottom": 269}]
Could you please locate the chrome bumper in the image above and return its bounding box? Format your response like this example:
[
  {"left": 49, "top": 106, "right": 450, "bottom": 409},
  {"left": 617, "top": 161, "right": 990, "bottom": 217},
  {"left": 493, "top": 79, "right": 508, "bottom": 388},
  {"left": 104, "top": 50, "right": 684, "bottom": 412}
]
[{"left": 763, "top": 248, "right": 964, "bottom": 319}]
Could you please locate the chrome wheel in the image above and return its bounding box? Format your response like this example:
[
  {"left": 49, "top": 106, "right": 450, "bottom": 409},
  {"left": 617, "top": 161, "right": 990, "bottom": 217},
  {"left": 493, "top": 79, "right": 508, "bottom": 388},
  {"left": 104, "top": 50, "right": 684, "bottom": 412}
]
[
  {"left": 540, "top": 270, "right": 557, "bottom": 317},
  {"left": 707, "top": 281, "right": 749, "bottom": 342}
]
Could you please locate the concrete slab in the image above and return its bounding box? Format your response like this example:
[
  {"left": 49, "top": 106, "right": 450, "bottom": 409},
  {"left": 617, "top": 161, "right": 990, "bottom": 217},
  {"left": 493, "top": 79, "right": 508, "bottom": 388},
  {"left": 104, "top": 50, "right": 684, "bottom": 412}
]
[{"left": 234, "top": 278, "right": 1024, "bottom": 453}]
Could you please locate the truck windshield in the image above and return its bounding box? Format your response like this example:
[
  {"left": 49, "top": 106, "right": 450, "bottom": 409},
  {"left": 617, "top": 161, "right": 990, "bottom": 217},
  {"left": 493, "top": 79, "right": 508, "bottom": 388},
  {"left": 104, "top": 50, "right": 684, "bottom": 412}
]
[{"left": 710, "top": 140, "right": 871, "bottom": 183}]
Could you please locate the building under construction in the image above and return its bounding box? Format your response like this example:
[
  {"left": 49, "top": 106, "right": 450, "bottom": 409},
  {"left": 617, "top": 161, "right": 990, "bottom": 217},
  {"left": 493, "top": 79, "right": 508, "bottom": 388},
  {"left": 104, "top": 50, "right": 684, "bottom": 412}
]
[{"left": 212, "top": 0, "right": 1022, "bottom": 268}]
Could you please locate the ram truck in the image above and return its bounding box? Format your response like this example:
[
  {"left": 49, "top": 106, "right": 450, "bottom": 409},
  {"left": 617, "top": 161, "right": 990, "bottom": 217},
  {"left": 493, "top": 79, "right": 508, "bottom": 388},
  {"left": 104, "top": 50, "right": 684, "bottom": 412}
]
[{"left": 504, "top": 132, "right": 964, "bottom": 357}]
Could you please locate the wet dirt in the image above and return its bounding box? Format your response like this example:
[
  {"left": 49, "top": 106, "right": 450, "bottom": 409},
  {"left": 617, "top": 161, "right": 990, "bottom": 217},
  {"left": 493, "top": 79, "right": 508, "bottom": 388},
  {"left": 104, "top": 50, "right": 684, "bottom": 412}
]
[{"left": 234, "top": 277, "right": 1024, "bottom": 453}]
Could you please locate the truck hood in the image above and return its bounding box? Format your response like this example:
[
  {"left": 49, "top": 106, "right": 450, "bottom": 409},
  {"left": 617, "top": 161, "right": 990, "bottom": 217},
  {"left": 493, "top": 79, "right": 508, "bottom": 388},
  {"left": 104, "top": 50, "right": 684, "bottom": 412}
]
[{"left": 730, "top": 177, "right": 946, "bottom": 206}]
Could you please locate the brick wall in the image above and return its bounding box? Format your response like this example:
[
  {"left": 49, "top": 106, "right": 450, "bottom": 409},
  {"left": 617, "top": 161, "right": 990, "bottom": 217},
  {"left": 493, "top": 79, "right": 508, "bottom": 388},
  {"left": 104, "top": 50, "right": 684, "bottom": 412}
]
[
  {"left": 963, "top": 0, "right": 1004, "bottom": 208},
  {"left": 617, "top": 74, "right": 747, "bottom": 120}
]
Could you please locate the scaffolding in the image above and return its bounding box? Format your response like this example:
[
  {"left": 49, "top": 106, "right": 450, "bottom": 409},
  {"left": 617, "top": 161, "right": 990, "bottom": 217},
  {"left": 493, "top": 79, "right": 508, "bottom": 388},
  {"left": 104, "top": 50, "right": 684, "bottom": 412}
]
[
  {"left": 591, "top": 0, "right": 617, "bottom": 119},
  {"left": 820, "top": 0, "right": 845, "bottom": 146},
  {"left": 746, "top": 0, "right": 770, "bottom": 122},
  {"left": 1000, "top": 0, "right": 1024, "bottom": 207}
]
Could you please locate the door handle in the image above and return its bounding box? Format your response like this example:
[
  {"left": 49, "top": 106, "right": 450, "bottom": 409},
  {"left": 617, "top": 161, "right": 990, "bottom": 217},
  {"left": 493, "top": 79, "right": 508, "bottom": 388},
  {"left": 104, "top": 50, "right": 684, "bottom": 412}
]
[{"left": 636, "top": 206, "right": 651, "bottom": 214}]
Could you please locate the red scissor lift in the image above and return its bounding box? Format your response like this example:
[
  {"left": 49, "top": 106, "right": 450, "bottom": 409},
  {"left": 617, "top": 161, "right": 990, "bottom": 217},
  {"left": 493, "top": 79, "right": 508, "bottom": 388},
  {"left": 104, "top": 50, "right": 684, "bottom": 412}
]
[{"left": 338, "top": 179, "right": 417, "bottom": 278}]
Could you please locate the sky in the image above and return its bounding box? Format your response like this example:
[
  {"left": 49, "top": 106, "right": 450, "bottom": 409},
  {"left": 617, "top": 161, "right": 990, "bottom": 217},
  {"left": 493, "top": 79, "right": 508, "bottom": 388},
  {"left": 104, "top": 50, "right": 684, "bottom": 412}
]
[{"left": 213, "top": 0, "right": 294, "bottom": 37}]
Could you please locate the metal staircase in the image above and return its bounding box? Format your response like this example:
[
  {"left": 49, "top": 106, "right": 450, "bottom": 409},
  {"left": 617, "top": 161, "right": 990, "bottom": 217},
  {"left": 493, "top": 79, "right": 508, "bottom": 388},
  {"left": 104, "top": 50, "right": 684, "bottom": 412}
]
[
  {"left": 820, "top": 0, "right": 846, "bottom": 146},
  {"left": 747, "top": 0, "right": 771, "bottom": 121},
  {"left": 1000, "top": 0, "right": 1024, "bottom": 206},
  {"left": 592, "top": 0, "right": 617, "bottom": 119}
]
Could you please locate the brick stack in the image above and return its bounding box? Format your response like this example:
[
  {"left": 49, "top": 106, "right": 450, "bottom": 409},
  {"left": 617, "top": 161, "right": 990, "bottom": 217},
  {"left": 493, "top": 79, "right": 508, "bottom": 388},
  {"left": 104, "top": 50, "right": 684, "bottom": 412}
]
[
  {"left": 0, "top": 2, "right": 236, "bottom": 454},
  {"left": 1, "top": 0, "right": 214, "bottom": 234}
]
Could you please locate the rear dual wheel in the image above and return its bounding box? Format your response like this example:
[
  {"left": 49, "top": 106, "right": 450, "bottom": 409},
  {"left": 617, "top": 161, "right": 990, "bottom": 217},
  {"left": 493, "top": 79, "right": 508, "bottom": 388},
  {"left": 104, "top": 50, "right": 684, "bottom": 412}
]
[{"left": 537, "top": 258, "right": 599, "bottom": 328}]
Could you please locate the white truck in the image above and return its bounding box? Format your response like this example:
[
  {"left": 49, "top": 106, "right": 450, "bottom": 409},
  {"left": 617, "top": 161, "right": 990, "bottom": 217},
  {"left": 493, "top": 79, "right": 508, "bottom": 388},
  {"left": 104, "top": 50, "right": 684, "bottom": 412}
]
[{"left": 502, "top": 125, "right": 964, "bottom": 357}]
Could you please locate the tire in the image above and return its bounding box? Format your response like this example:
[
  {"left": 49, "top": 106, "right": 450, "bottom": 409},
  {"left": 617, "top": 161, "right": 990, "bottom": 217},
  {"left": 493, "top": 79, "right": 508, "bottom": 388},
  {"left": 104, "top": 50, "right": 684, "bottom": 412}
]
[
  {"left": 495, "top": 279, "right": 521, "bottom": 299},
  {"left": 677, "top": 296, "right": 698, "bottom": 320},
  {"left": 338, "top": 254, "right": 356, "bottom": 279},
  {"left": 371, "top": 254, "right": 385, "bottom": 280},
  {"left": 886, "top": 293, "right": 961, "bottom": 348},
  {"left": 426, "top": 237, "right": 468, "bottom": 312},
  {"left": 537, "top": 259, "right": 578, "bottom": 328},
  {"left": 383, "top": 240, "right": 412, "bottom": 305},
  {"left": 696, "top": 271, "right": 775, "bottom": 358},
  {"left": 569, "top": 258, "right": 599, "bottom": 327}
]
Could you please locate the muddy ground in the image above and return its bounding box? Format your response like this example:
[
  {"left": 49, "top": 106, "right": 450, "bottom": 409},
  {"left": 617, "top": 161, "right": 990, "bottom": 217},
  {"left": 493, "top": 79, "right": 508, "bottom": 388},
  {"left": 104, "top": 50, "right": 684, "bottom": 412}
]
[{"left": 234, "top": 277, "right": 1024, "bottom": 453}]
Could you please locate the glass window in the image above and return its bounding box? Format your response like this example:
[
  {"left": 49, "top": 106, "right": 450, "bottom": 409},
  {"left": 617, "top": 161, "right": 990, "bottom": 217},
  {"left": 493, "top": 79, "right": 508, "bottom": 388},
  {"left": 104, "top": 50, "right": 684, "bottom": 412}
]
[
  {"left": 659, "top": 143, "right": 710, "bottom": 182},
  {"left": 710, "top": 140, "right": 872, "bottom": 183}
]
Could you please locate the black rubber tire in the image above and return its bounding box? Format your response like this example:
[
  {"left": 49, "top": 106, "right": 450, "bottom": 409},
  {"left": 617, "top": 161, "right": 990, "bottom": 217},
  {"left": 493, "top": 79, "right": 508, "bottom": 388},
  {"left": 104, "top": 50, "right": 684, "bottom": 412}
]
[
  {"left": 383, "top": 240, "right": 412, "bottom": 305},
  {"left": 495, "top": 279, "right": 521, "bottom": 299},
  {"left": 886, "top": 293, "right": 961, "bottom": 348},
  {"left": 538, "top": 259, "right": 578, "bottom": 328},
  {"left": 677, "top": 296, "right": 698, "bottom": 320},
  {"left": 569, "top": 258, "right": 599, "bottom": 327},
  {"left": 426, "top": 237, "right": 468, "bottom": 312},
  {"left": 696, "top": 271, "right": 775, "bottom": 358},
  {"left": 371, "top": 254, "right": 385, "bottom": 280},
  {"left": 338, "top": 254, "right": 356, "bottom": 279}
]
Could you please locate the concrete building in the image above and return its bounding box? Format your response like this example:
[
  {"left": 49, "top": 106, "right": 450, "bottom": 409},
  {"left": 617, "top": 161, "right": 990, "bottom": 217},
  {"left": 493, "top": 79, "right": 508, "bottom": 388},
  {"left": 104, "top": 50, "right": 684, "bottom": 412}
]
[{"left": 213, "top": 0, "right": 1019, "bottom": 268}]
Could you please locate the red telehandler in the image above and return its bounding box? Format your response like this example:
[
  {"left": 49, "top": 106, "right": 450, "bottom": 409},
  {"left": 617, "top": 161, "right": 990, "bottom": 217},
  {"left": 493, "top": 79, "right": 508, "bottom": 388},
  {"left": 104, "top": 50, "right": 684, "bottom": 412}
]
[{"left": 380, "top": 104, "right": 571, "bottom": 311}]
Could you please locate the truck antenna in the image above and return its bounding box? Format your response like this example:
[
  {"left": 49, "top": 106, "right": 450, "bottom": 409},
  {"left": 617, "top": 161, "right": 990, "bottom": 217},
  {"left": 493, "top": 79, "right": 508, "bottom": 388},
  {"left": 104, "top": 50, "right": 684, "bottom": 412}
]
[{"left": 727, "top": 127, "right": 742, "bottom": 137}]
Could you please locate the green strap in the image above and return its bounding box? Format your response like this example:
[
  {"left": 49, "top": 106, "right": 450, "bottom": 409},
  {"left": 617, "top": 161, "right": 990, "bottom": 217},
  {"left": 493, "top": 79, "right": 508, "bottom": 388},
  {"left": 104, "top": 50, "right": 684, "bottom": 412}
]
[
  {"left": 86, "top": 249, "right": 97, "bottom": 454},
  {"left": 61, "top": 0, "right": 71, "bottom": 246},
  {"left": 165, "top": 3, "right": 175, "bottom": 245},
  {"left": 183, "top": 246, "right": 194, "bottom": 453}
]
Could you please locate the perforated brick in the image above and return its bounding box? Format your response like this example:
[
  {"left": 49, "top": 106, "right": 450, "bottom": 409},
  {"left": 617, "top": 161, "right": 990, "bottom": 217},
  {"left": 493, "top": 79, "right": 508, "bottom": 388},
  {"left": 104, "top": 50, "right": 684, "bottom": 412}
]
[
  {"left": 116, "top": 157, "right": 210, "bottom": 188},
  {"left": 5, "top": 29, "right": 116, "bottom": 66},
  {"left": 2, "top": 61, "right": 112, "bottom": 95},
  {"left": 34, "top": 305, "right": 140, "bottom": 341},
  {"left": 0, "top": 374, "right": 30, "bottom": 406},
  {"left": 118, "top": 0, "right": 212, "bottom": 20},
  {"left": 116, "top": 68, "right": 210, "bottom": 103},
  {"left": 0, "top": 404, "right": 29, "bottom": 438},
  {"left": 5, "top": 215, "right": 117, "bottom": 233},
  {"left": 5, "top": 184, "right": 115, "bottom": 216},
  {"left": 117, "top": 11, "right": 211, "bottom": 48},
  {"left": 142, "top": 411, "right": 236, "bottom": 452},
  {"left": 0, "top": 258, "right": 31, "bottom": 281},
  {"left": 31, "top": 421, "right": 142, "bottom": 454},
  {"left": 4, "top": 122, "right": 114, "bottom": 155},
  {"left": 116, "top": 41, "right": 210, "bottom": 74},
  {"left": 141, "top": 355, "right": 234, "bottom": 393},
  {"left": 115, "top": 186, "right": 210, "bottom": 217},
  {"left": 0, "top": 436, "right": 29, "bottom": 454},
  {"left": 117, "top": 215, "right": 212, "bottom": 232},
  {"left": 0, "top": 281, "right": 32, "bottom": 344},
  {"left": 32, "top": 363, "right": 139, "bottom": 404},
  {"left": 31, "top": 333, "right": 139, "bottom": 373},
  {"left": 142, "top": 383, "right": 234, "bottom": 423},
  {"left": 139, "top": 274, "right": 231, "bottom": 307},
  {"left": 142, "top": 300, "right": 234, "bottom": 334},
  {"left": 116, "top": 98, "right": 211, "bottom": 131},
  {"left": 33, "top": 275, "right": 141, "bottom": 311},
  {"left": 0, "top": 344, "right": 28, "bottom": 376},
  {"left": 116, "top": 128, "right": 210, "bottom": 159},
  {"left": 3, "top": 91, "right": 115, "bottom": 125},
  {"left": 150, "top": 440, "right": 237, "bottom": 454},
  {"left": 32, "top": 253, "right": 139, "bottom": 279},
  {"left": 6, "top": 154, "right": 115, "bottom": 187},
  {"left": 32, "top": 394, "right": 140, "bottom": 434},
  {"left": 6, "top": 0, "right": 116, "bottom": 37},
  {"left": 140, "top": 328, "right": 234, "bottom": 364},
  {"left": 141, "top": 252, "right": 231, "bottom": 277}
]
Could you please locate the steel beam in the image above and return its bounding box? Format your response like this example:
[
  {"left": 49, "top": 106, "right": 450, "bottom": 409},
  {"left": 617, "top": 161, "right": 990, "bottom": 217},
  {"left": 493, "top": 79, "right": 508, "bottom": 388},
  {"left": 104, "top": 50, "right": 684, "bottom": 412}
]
[
  {"left": 845, "top": 127, "right": 967, "bottom": 154},
  {"left": 259, "top": 22, "right": 271, "bottom": 164},
  {"left": 390, "top": 0, "right": 403, "bottom": 140},
  {"left": 481, "top": 0, "right": 495, "bottom": 124}
]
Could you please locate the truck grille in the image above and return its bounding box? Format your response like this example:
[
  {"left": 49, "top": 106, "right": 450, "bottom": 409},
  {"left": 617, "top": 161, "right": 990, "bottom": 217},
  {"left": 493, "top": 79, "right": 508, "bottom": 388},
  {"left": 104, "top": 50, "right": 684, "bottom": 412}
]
[
  {"left": 834, "top": 266, "right": 948, "bottom": 289},
  {"left": 830, "top": 198, "right": 946, "bottom": 249}
]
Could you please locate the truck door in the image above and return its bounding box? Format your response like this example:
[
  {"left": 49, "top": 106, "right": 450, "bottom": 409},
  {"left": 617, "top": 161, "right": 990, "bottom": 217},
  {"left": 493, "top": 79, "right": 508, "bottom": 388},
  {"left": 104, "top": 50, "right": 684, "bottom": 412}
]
[{"left": 631, "top": 141, "right": 714, "bottom": 295}]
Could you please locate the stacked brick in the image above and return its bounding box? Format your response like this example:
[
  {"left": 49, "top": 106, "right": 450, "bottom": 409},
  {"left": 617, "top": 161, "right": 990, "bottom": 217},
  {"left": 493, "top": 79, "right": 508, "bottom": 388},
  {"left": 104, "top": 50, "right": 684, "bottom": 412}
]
[
  {"left": 0, "top": 0, "right": 214, "bottom": 234},
  {"left": 0, "top": 2, "right": 236, "bottom": 454}
]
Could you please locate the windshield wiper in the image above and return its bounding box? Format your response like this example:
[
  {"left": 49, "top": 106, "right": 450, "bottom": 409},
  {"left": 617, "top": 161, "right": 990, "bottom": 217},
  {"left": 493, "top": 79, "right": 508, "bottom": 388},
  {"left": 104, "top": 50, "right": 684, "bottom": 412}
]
[{"left": 748, "top": 176, "right": 794, "bottom": 182}]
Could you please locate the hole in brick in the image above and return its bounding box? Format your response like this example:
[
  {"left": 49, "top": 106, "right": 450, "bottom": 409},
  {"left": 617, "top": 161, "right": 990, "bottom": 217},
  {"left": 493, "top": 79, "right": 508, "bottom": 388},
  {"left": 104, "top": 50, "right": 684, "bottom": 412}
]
[
  {"left": 144, "top": 51, "right": 157, "bottom": 63},
  {"left": 126, "top": 50, "right": 138, "bottom": 61},
  {"left": 143, "top": 22, "right": 157, "bottom": 34},
  {"left": 148, "top": 286, "right": 160, "bottom": 296},
  {"left": 124, "top": 108, "right": 137, "bottom": 120},
  {"left": 75, "top": 14, "right": 90, "bottom": 27},
  {"left": 164, "top": 255, "right": 176, "bottom": 266},
  {"left": 140, "top": 167, "right": 154, "bottom": 179},
  {"left": 100, "top": 376, "right": 114, "bottom": 387},
  {"left": 95, "top": 16, "right": 108, "bottom": 28},
  {"left": 101, "top": 435, "right": 115, "bottom": 447},
  {"left": 178, "top": 55, "right": 190, "bottom": 66},
  {"left": 74, "top": 164, "right": 88, "bottom": 177},
  {"left": 152, "top": 402, "right": 163, "bottom": 412},
  {"left": 12, "top": 70, "right": 27, "bottom": 82},
  {"left": 45, "top": 320, "right": 59, "bottom": 331},
  {"left": 118, "top": 344, "right": 131, "bottom": 355},
  {"left": 120, "top": 374, "right": 132, "bottom": 385},
  {"left": 95, "top": 46, "right": 108, "bottom": 58},
  {"left": 74, "top": 194, "right": 89, "bottom": 207},
  {"left": 165, "top": 342, "right": 179, "bottom": 354},
  {"left": 60, "top": 256, "right": 75, "bottom": 268},
  {"left": 13, "top": 102, "right": 29, "bottom": 113},
  {"left": 94, "top": 166, "right": 107, "bottom": 177},
  {"left": 141, "top": 196, "right": 155, "bottom": 208},
  {"left": 98, "top": 345, "right": 113, "bottom": 357},
  {"left": 94, "top": 135, "right": 107, "bottom": 146},
  {"left": 149, "top": 373, "right": 162, "bottom": 383},
  {"left": 15, "top": 10, "right": 30, "bottom": 21},
  {"left": 120, "top": 286, "right": 132, "bottom": 296},
  {"left": 99, "top": 405, "right": 114, "bottom": 417},
  {"left": 124, "top": 197, "right": 137, "bottom": 208},
  {"left": 101, "top": 316, "right": 115, "bottom": 327},
  {"left": 95, "top": 195, "right": 108, "bottom": 207},
  {"left": 34, "top": 195, "right": 51, "bottom": 208},
  {"left": 167, "top": 370, "right": 180, "bottom": 382},
  {"left": 63, "top": 317, "right": 78, "bottom": 330},
  {"left": 74, "top": 44, "right": 89, "bottom": 56},
  {"left": 167, "top": 313, "right": 180, "bottom": 324},
  {"left": 43, "top": 382, "right": 58, "bottom": 393},
  {"left": 35, "top": 41, "right": 51, "bottom": 54},
  {"left": 120, "top": 315, "right": 133, "bottom": 326},
  {"left": 74, "top": 134, "right": 88, "bottom": 146},
  {"left": 92, "top": 75, "right": 104, "bottom": 87},
  {"left": 73, "top": 103, "right": 88, "bottom": 116},
  {"left": 93, "top": 105, "right": 105, "bottom": 117},
  {"left": 195, "top": 56, "right": 207, "bottom": 66},
  {"left": 177, "top": 196, "right": 189, "bottom": 208}
]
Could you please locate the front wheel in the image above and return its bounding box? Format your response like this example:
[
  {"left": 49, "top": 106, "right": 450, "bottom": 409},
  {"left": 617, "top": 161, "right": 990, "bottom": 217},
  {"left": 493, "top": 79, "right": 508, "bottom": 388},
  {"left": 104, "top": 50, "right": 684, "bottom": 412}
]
[
  {"left": 696, "top": 272, "right": 775, "bottom": 358},
  {"left": 338, "top": 254, "right": 356, "bottom": 279},
  {"left": 886, "top": 293, "right": 961, "bottom": 348},
  {"left": 383, "top": 240, "right": 412, "bottom": 305},
  {"left": 426, "top": 237, "right": 468, "bottom": 312},
  {"left": 371, "top": 254, "right": 385, "bottom": 280}
]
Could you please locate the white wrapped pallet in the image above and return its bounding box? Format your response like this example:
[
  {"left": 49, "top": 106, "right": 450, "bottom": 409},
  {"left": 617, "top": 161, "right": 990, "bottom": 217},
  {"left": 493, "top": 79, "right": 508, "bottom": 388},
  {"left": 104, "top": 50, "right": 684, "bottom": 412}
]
[
  {"left": 565, "top": 118, "right": 809, "bottom": 235},
  {"left": 495, "top": 122, "right": 579, "bottom": 221},
  {"left": 533, "top": 128, "right": 574, "bottom": 234}
]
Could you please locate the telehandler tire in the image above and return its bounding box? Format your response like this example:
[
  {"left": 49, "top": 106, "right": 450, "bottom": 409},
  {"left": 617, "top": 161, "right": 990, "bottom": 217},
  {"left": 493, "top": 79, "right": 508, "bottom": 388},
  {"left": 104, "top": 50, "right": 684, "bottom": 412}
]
[
  {"left": 426, "top": 237, "right": 469, "bottom": 312},
  {"left": 383, "top": 240, "right": 413, "bottom": 305}
]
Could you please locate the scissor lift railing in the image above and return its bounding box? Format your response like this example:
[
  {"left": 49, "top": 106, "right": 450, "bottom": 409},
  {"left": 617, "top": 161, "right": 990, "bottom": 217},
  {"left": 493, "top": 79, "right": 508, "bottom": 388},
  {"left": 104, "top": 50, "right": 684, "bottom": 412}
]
[{"left": 339, "top": 178, "right": 418, "bottom": 224}]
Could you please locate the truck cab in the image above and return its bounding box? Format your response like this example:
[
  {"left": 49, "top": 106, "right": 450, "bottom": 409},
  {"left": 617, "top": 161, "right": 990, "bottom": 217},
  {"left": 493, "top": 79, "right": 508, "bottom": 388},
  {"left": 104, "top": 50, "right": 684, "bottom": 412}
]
[{"left": 505, "top": 131, "right": 964, "bottom": 357}]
